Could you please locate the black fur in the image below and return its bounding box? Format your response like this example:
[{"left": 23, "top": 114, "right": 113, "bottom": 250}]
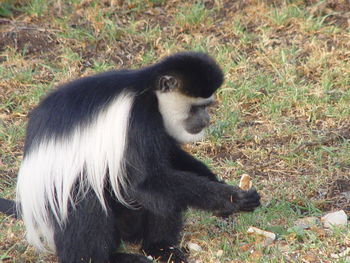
[
  {"left": 152, "top": 52, "right": 224, "bottom": 98},
  {"left": 4, "top": 52, "right": 260, "bottom": 263},
  {"left": 24, "top": 52, "right": 223, "bottom": 154},
  {"left": 0, "top": 198, "right": 17, "bottom": 218}
]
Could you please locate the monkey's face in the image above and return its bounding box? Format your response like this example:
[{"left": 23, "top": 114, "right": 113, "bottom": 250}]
[{"left": 156, "top": 90, "right": 215, "bottom": 144}]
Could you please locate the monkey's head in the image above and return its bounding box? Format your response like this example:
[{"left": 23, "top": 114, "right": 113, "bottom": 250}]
[{"left": 154, "top": 52, "right": 223, "bottom": 144}]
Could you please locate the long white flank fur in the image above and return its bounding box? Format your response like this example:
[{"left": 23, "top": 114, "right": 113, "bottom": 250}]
[
  {"left": 156, "top": 91, "right": 213, "bottom": 143},
  {"left": 16, "top": 92, "right": 134, "bottom": 252}
]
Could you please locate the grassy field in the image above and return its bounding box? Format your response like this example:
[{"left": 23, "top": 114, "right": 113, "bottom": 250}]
[{"left": 0, "top": 0, "right": 349, "bottom": 262}]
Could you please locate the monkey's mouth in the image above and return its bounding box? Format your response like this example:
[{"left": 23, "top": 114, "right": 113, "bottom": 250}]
[{"left": 186, "top": 126, "right": 205, "bottom": 134}]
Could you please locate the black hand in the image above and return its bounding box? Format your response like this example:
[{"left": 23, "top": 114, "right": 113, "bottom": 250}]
[{"left": 214, "top": 186, "right": 261, "bottom": 217}]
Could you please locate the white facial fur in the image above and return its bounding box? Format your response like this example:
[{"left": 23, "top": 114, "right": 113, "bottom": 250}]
[
  {"left": 156, "top": 91, "right": 214, "bottom": 144},
  {"left": 16, "top": 92, "right": 134, "bottom": 252}
]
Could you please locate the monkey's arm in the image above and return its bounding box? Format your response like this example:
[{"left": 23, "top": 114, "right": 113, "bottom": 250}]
[
  {"left": 134, "top": 170, "right": 260, "bottom": 216},
  {"left": 170, "top": 146, "right": 221, "bottom": 182}
]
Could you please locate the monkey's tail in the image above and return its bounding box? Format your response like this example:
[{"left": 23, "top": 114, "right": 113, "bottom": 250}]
[{"left": 0, "top": 197, "right": 18, "bottom": 219}]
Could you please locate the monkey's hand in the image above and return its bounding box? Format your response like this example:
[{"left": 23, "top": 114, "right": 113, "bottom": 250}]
[
  {"left": 214, "top": 185, "right": 261, "bottom": 217},
  {"left": 235, "top": 187, "right": 261, "bottom": 211}
]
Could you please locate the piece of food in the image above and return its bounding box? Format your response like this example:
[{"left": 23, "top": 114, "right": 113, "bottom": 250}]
[
  {"left": 247, "top": 226, "right": 276, "bottom": 240},
  {"left": 239, "top": 174, "right": 253, "bottom": 190}
]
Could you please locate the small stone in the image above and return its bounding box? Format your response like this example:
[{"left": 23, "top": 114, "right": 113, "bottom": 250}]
[
  {"left": 187, "top": 242, "right": 202, "bottom": 252},
  {"left": 247, "top": 226, "right": 276, "bottom": 240},
  {"left": 294, "top": 217, "right": 319, "bottom": 229},
  {"left": 321, "top": 210, "right": 348, "bottom": 228},
  {"left": 216, "top": 250, "right": 224, "bottom": 257}
]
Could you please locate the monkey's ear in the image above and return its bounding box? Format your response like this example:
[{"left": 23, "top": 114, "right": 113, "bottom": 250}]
[{"left": 158, "top": 75, "right": 179, "bottom": 92}]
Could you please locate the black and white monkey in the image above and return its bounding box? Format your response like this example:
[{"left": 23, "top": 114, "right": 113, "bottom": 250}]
[{"left": 0, "top": 52, "right": 260, "bottom": 263}]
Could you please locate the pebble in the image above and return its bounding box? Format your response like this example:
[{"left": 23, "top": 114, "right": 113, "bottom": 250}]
[
  {"left": 321, "top": 210, "right": 348, "bottom": 228},
  {"left": 216, "top": 250, "right": 223, "bottom": 257},
  {"left": 187, "top": 242, "right": 202, "bottom": 252},
  {"left": 247, "top": 226, "right": 276, "bottom": 240}
]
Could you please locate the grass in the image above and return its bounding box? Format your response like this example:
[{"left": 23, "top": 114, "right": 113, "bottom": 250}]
[
  {"left": 175, "top": 2, "right": 213, "bottom": 29},
  {"left": 1, "top": 0, "right": 350, "bottom": 262}
]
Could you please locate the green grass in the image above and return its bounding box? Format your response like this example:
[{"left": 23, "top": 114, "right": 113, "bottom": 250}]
[
  {"left": 23, "top": 0, "right": 50, "bottom": 17},
  {"left": 1, "top": 0, "right": 350, "bottom": 262},
  {"left": 175, "top": 2, "right": 213, "bottom": 28}
]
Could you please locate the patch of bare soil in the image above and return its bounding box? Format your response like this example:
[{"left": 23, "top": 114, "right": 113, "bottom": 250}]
[
  {"left": 307, "top": 0, "right": 350, "bottom": 28},
  {"left": 326, "top": 178, "right": 350, "bottom": 213},
  {"left": 217, "top": 0, "right": 248, "bottom": 17},
  {"left": 0, "top": 21, "right": 58, "bottom": 55}
]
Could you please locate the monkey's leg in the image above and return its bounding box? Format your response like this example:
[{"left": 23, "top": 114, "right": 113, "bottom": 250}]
[
  {"left": 54, "top": 191, "right": 119, "bottom": 263},
  {"left": 141, "top": 210, "right": 188, "bottom": 263}
]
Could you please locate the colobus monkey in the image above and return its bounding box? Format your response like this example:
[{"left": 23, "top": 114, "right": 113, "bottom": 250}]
[{"left": 4, "top": 52, "right": 261, "bottom": 263}]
